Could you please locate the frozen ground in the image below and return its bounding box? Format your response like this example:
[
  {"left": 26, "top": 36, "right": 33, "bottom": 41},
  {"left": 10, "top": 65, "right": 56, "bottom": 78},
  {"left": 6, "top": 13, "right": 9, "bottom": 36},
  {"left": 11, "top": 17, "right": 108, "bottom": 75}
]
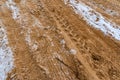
[
  {"left": 0, "top": 21, "right": 14, "bottom": 80},
  {"left": 64, "top": 0, "right": 120, "bottom": 40}
]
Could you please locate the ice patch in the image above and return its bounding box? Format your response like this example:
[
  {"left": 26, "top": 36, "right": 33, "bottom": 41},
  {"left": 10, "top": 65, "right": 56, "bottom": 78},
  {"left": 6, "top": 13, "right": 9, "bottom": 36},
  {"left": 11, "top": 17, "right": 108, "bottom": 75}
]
[
  {"left": 0, "top": 22, "right": 14, "bottom": 80},
  {"left": 65, "top": 0, "right": 120, "bottom": 40}
]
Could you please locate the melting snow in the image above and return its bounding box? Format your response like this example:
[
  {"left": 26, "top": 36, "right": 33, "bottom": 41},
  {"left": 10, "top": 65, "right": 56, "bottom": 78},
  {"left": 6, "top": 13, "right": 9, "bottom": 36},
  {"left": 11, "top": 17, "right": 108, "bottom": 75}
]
[
  {"left": 105, "top": 9, "right": 119, "bottom": 16},
  {"left": 32, "top": 16, "right": 44, "bottom": 29},
  {"left": 6, "top": 0, "right": 20, "bottom": 19},
  {"left": 31, "top": 43, "right": 38, "bottom": 51},
  {"left": 25, "top": 29, "right": 32, "bottom": 45},
  {"left": 60, "top": 39, "right": 66, "bottom": 44},
  {"left": 70, "top": 49, "right": 77, "bottom": 55},
  {"left": 25, "top": 29, "right": 39, "bottom": 51},
  {"left": 64, "top": 0, "right": 68, "bottom": 4},
  {"left": 60, "top": 39, "right": 66, "bottom": 48},
  {"left": 0, "top": 23, "right": 14, "bottom": 80},
  {"left": 65, "top": 0, "right": 120, "bottom": 40}
]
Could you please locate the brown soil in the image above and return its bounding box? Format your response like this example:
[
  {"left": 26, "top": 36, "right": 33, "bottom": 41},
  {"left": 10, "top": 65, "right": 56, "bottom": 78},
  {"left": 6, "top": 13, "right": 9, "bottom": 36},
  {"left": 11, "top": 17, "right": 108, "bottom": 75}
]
[{"left": 0, "top": 0, "right": 120, "bottom": 80}]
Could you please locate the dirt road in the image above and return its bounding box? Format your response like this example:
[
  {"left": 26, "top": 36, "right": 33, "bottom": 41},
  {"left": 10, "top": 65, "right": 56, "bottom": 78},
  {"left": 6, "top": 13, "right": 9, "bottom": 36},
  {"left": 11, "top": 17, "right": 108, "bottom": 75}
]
[{"left": 0, "top": 0, "right": 120, "bottom": 80}]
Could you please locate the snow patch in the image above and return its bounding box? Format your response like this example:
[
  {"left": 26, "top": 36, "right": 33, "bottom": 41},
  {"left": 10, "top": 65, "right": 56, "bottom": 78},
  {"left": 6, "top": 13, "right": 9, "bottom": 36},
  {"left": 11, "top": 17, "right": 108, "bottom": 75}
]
[
  {"left": 70, "top": 49, "right": 77, "bottom": 55},
  {"left": 0, "top": 23, "right": 14, "bottom": 80},
  {"left": 32, "top": 16, "right": 44, "bottom": 29},
  {"left": 60, "top": 39, "right": 66, "bottom": 44},
  {"left": 60, "top": 39, "right": 66, "bottom": 48},
  {"left": 25, "top": 29, "right": 39, "bottom": 51},
  {"left": 64, "top": 0, "right": 68, "bottom": 4},
  {"left": 105, "top": 9, "right": 119, "bottom": 16},
  {"left": 65, "top": 0, "right": 120, "bottom": 40},
  {"left": 31, "top": 43, "right": 38, "bottom": 51},
  {"left": 25, "top": 29, "right": 32, "bottom": 45},
  {"left": 6, "top": 0, "right": 20, "bottom": 19}
]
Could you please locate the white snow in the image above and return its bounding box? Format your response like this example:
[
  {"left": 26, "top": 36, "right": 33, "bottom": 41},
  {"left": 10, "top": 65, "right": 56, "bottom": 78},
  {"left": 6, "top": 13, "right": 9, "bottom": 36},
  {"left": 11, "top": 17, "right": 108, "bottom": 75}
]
[
  {"left": 64, "top": 0, "right": 120, "bottom": 40},
  {"left": 25, "top": 29, "right": 39, "bottom": 51},
  {"left": 64, "top": 0, "right": 68, "bottom": 4},
  {"left": 60, "top": 39, "right": 66, "bottom": 48},
  {"left": 105, "top": 9, "right": 119, "bottom": 16},
  {"left": 70, "top": 49, "right": 77, "bottom": 55},
  {"left": 60, "top": 39, "right": 66, "bottom": 44},
  {"left": 6, "top": 0, "right": 20, "bottom": 19},
  {"left": 25, "top": 29, "right": 32, "bottom": 45},
  {"left": 0, "top": 23, "right": 14, "bottom": 80},
  {"left": 31, "top": 43, "right": 38, "bottom": 51},
  {"left": 32, "top": 16, "right": 44, "bottom": 29}
]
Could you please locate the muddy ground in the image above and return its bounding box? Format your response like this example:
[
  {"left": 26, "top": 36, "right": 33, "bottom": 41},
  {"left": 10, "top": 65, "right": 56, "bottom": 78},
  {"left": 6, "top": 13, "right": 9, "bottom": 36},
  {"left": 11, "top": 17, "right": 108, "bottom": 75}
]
[{"left": 0, "top": 0, "right": 120, "bottom": 80}]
